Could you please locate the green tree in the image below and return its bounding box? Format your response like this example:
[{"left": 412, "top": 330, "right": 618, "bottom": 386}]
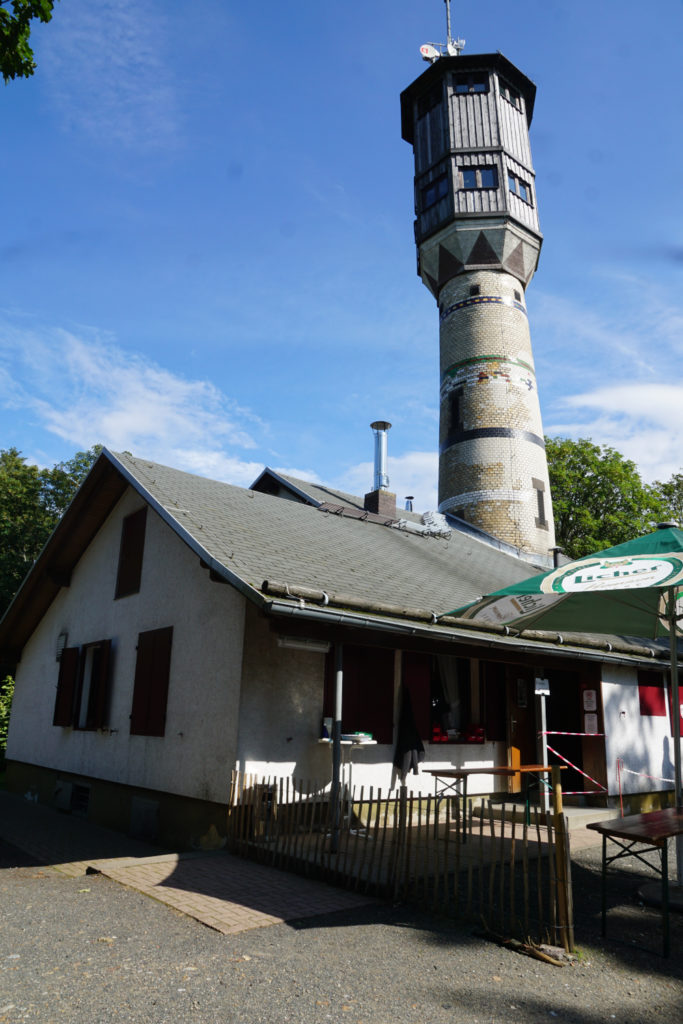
[
  {"left": 0, "top": 675, "right": 14, "bottom": 766},
  {"left": 545, "top": 436, "right": 664, "bottom": 560},
  {"left": 0, "top": 445, "right": 101, "bottom": 615},
  {"left": 0, "top": 0, "right": 57, "bottom": 83},
  {"left": 652, "top": 472, "right": 683, "bottom": 529}
]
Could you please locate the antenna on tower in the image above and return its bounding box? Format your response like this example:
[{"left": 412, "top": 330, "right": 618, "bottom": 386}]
[
  {"left": 445, "top": 0, "right": 466, "bottom": 57},
  {"left": 420, "top": 1, "right": 465, "bottom": 63}
]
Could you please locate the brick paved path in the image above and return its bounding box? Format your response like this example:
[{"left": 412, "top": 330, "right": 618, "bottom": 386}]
[{"left": 0, "top": 791, "right": 374, "bottom": 934}]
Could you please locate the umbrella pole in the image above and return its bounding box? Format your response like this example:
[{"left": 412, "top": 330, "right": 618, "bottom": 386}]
[{"left": 667, "top": 589, "right": 683, "bottom": 885}]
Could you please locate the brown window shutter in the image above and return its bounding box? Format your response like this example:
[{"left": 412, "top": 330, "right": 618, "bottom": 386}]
[
  {"left": 115, "top": 507, "right": 147, "bottom": 598},
  {"left": 85, "top": 639, "right": 112, "bottom": 729},
  {"left": 53, "top": 647, "right": 80, "bottom": 726},
  {"left": 130, "top": 626, "right": 173, "bottom": 736}
]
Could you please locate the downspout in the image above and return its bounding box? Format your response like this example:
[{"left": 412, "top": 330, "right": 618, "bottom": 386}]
[{"left": 331, "top": 642, "right": 344, "bottom": 854}]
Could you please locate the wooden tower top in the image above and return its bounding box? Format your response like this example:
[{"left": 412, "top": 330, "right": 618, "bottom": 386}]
[{"left": 401, "top": 52, "right": 541, "bottom": 252}]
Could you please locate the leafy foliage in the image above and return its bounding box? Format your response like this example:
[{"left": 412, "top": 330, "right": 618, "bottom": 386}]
[
  {"left": 652, "top": 472, "right": 683, "bottom": 530},
  {"left": 0, "top": 0, "right": 57, "bottom": 83},
  {"left": 0, "top": 446, "right": 101, "bottom": 615},
  {"left": 545, "top": 436, "right": 664, "bottom": 559},
  {"left": 0, "top": 675, "right": 14, "bottom": 764}
]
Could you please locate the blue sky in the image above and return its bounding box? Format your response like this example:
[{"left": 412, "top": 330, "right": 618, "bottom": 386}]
[{"left": 1, "top": 0, "right": 682, "bottom": 511}]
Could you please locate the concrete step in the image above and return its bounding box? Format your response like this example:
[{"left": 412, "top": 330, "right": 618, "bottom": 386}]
[{"left": 471, "top": 800, "right": 620, "bottom": 830}]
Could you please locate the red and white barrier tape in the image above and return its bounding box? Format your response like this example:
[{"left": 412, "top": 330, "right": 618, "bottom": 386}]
[
  {"left": 540, "top": 730, "right": 604, "bottom": 737},
  {"left": 620, "top": 765, "right": 674, "bottom": 784},
  {"left": 546, "top": 743, "right": 607, "bottom": 794}
]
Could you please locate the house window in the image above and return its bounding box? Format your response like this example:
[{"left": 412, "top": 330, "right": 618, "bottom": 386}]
[
  {"left": 453, "top": 72, "right": 488, "bottom": 94},
  {"left": 508, "top": 171, "right": 533, "bottom": 205},
  {"left": 52, "top": 640, "right": 112, "bottom": 730},
  {"left": 460, "top": 165, "right": 498, "bottom": 190},
  {"left": 323, "top": 645, "right": 394, "bottom": 744},
  {"left": 115, "top": 507, "right": 147, "bottom": 599},
  {"left": 130, "top": 626, "right": 174, "bottom": 737},
  {"left": 638, "top": 671, "right": 667, "bottom": 716},
  {"left": 421, "top": 173, "right": 449, "bottom": 210},
  {"left": 481, "top": 661, "right": 506, "bottom": 741},
  {"left": 402, "top": 653, "right": 473, "bottom": 743}
]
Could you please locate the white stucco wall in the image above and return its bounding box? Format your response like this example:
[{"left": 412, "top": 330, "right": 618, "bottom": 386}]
[
  {"left": 601, "top": 664, "right": 676, "bottom": 798},
  {"left": 7, "top": 487, "right": 246, "bottom": 803},
  {"left": 237, "top": 607, "right": 506, "bottom": 796}
]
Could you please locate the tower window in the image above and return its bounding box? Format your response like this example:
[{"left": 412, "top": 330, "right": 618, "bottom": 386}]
[
  {"left": 500, "top": 81, "right": 522, "bottom": 110},
  {"left": 453, "top": 72, "right": 488, "bottom": 95},
  {"left": 421, "top": 173, "right": 449, "bottom": 210},
  {"left": 417, "top": 84, "right": 442, "bottom": 118},
  {"left": 469, "top": 285, "right": 480, "bottom": 297},
  {"left": 445, "top": 387, "right": 464, "bottom": 444},
  {"left": 533, "top": 478, "right": 549, "bottom": 530},
  {"left": 513, "top": 290, "right": 521, "bottom": 302},
  {"left": 460, "top": 166, "right": 498, "bottom": 190},
  {"left": 508, "top": 172, "right": 533, "bottom": 206}
]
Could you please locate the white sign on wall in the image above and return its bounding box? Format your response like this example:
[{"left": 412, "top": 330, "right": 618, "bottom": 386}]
[{"left": 584, "top": 713, "right": 599, "bottom": 735}]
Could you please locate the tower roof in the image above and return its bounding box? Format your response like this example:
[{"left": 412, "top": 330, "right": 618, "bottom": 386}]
[{"left": 400, "top": 52, "right": 537, "bottom": 145}]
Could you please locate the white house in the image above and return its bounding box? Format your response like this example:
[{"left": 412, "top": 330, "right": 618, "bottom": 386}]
[{"left": 0, "top": 449, "right": 676, "bottom": 847}]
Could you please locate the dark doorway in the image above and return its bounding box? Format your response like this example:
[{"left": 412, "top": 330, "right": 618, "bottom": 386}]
[{"left": 546, "top": 670, "right": 583, "bottom": 796}]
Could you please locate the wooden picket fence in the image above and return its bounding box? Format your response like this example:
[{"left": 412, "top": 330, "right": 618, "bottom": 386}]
[{"left": 227, "top": 771, "right": 574, "bottom": 949}]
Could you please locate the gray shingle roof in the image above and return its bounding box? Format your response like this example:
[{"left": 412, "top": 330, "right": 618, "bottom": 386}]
[
  {"left": 275, "top": 473, "right": 368, "bottom": 511},
  {"left": 113, "top": 451, "right": 536, "bottom": 613},
  {"left": 254, "top": 469, "right": 425, "bottom": 523}
]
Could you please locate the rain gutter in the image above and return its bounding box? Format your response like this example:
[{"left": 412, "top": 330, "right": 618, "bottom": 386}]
[{"left": 263, "top": 598, "right": 666, "bottom": 669}]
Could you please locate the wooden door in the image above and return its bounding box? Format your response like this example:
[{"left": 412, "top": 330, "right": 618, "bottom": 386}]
[{"left": 507, "top": 670, "right": 537, "bottom": 794}]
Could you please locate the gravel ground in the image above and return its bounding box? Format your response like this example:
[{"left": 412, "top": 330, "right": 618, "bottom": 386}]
[{"left": 1, "top": 838, "right": 682, "bottom": 1024}]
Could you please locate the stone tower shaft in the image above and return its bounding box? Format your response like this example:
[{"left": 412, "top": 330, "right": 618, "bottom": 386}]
[{"left": 401, "top": 52, "right": 555, "bottom": 557}]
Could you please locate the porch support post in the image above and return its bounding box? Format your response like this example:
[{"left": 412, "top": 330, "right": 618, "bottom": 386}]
[
  {"left": 667, "top": 588, "right": 683, "bottom": 885},
  {"left": 331, "top": 641, "right": 344, "bottom": 853}
]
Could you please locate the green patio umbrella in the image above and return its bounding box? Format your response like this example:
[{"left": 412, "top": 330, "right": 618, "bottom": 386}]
[{"left": 447, "top": 524, "right": 683, "bottom": 882}]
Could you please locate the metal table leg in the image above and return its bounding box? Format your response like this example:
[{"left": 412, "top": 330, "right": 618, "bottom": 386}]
[
  {"left": 662, "top": 842, "right": 669, "bottom": 958},
  {"left": 601, "top": 834, "right": 607, "bottom": 938}
]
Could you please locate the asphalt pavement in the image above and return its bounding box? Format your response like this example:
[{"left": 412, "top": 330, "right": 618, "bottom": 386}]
[{"left": 1, "top": 790, "right": 682, "bottom": 1024}]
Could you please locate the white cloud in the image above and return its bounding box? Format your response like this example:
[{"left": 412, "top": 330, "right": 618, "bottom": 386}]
[
  {"left": 0, "top": 317, "right": 266, "bottom": 485},
  {"left": 43, "top": 0, "right": 180, "bottom": 149},
  {"left": 272, "top": 466, "right": 323, "bottom": 485},
  {"left": 170, "top": 449, "right": 266, "bottom": 489},
  {"left": 548, "top": 382, "right": 683, "bottom": 483},
  {"left": 338, "top": 450, "right": 438, "bottom": 513},
  {"left": 534, "top": 270, "right": 683, "bottom": 482}
]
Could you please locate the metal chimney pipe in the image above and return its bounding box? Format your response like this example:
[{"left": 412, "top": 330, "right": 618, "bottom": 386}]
[{"left": 370, "top": 421, "right": 392, "bottom": 491}]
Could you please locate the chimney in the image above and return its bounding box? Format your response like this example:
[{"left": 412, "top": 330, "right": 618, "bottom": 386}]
[{"left": 364, "top": 421, "right": 396, "bottom": 517}]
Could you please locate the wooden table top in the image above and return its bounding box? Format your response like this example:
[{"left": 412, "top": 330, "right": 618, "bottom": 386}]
[
  {"left": 586, "top": 807, "right": 683, "bottom": 846},
  {"left": 425, "top": 764, "right": 564, "bottom": 779}
]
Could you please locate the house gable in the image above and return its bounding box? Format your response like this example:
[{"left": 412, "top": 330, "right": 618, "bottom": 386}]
[{"left": 7, "top": 483, "right": 247, "bottom": 804}]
